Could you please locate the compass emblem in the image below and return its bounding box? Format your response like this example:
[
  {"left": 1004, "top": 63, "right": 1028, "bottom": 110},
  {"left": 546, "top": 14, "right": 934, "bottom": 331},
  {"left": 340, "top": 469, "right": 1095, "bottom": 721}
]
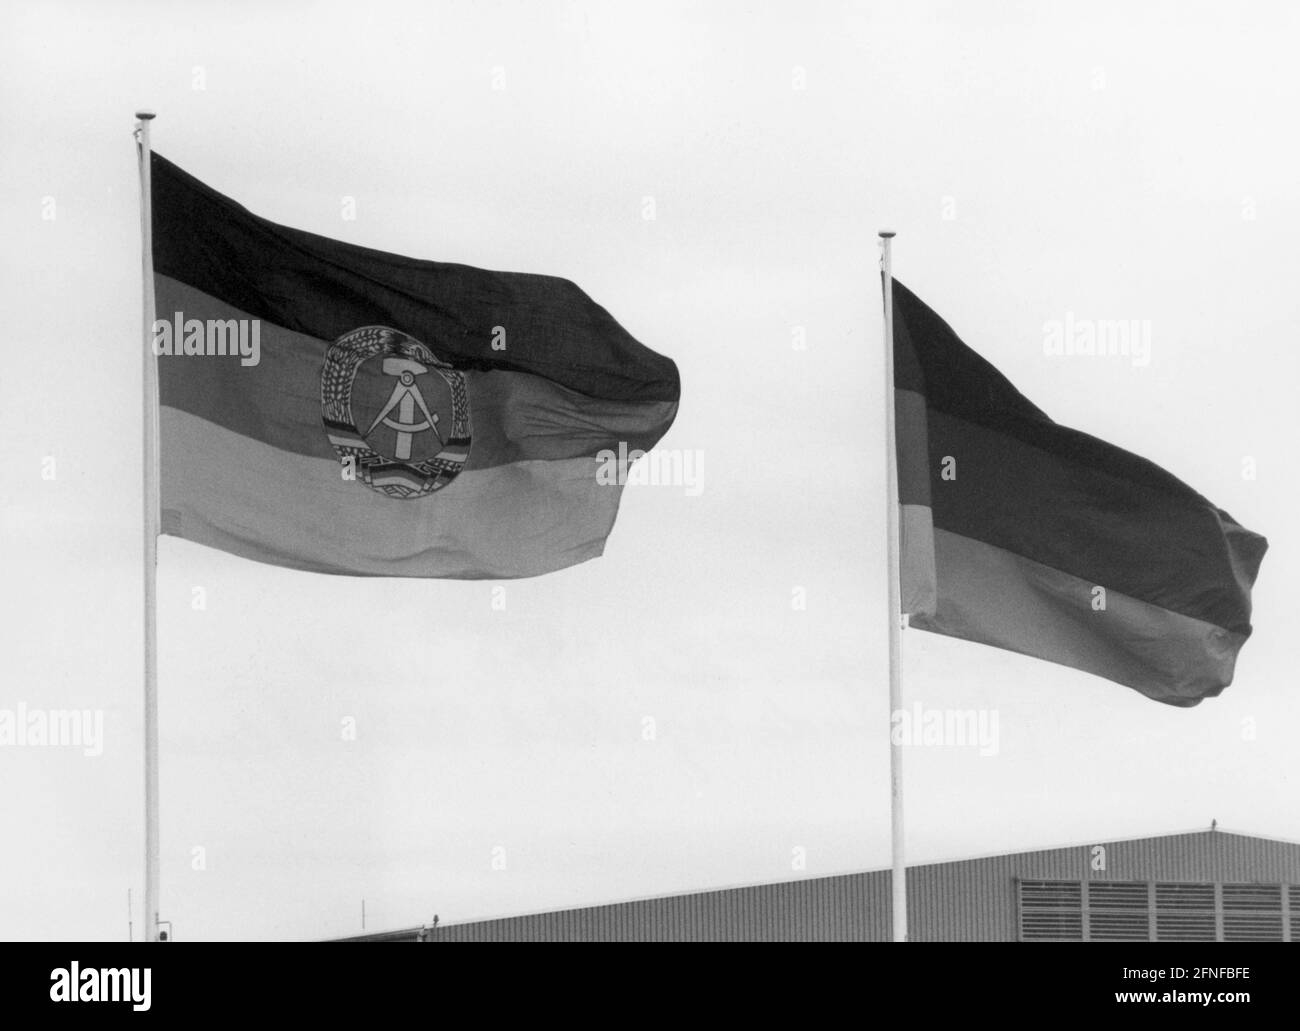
[{"left": 321, "top": 326, "right": 471, "bottom": 498}]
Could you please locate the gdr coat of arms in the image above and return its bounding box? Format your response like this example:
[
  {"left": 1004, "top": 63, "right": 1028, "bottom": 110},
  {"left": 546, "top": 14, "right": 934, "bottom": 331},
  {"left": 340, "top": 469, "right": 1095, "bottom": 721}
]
[{"left": 321, "top": 326, "right": 472, "bottom": 499}]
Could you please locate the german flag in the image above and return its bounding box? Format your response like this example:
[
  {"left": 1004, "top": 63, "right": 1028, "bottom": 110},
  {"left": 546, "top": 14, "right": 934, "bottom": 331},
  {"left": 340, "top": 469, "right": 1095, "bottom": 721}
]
[
  {"left": 147, "top": 153, "right": 679, "bottom": 579},
  {"left": 892, "top": 279, "right": 1266, "bottom": 706}
]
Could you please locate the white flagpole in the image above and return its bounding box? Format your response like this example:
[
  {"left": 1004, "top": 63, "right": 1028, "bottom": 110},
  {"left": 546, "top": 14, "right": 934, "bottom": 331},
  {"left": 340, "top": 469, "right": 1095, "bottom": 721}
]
[
  {"left": 879, "top": 229, "right": 906, "bottom": 942},
  {"left": 135, "top": 109, "right": 162, "bottom": 942}
]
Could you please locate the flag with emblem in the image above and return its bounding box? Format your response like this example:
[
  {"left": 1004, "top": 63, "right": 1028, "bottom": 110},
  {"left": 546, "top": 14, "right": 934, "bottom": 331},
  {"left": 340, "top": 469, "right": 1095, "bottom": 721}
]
[
  {"left": 145, "top": 152, "right": 679, "bottom": 579},
  {"left": 891, "top": 278, "right": 1267, "bottom": 707}
]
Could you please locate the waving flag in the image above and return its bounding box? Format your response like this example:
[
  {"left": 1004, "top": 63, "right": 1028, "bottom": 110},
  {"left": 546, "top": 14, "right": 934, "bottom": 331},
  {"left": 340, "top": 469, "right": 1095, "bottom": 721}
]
[
  {"left": 147, "top": 153, "right": 679, "bottom": 579},
  {"left": 892, "top": 278, "right": 1266, "bottom": 706}
]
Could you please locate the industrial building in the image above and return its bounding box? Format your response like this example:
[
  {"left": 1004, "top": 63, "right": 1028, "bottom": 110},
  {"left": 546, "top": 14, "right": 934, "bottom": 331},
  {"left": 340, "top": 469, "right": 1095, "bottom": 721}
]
[{"left": 337, "top": 827, "right": 1300, "bottom": 942}]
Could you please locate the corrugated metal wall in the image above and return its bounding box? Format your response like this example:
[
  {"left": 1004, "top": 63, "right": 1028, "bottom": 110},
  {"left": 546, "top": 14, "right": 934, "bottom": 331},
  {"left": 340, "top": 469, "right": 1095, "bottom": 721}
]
[
  {"left": 395, "top": 831, "right": 1300, "bottom": 942},
  {"left": 431, "top": 873, "right": 895, "bottom": 942},
  {"left": 909, "top": 830, "right": 1300, "bottom": 941}
]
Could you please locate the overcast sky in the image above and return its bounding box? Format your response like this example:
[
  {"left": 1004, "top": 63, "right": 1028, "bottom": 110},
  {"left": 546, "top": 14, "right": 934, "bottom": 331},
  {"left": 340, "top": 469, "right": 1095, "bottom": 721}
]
[{"left": 2, "top": 0, "right": 1296, "bottom": 942}]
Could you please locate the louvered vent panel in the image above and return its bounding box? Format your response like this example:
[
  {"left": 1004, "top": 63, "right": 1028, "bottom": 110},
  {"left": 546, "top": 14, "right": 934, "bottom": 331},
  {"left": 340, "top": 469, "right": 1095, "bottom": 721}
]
[
  {"left": 1088, "top": 882, "right": 1148, "bottom": 906},
  {"left": 1156, "top": 882, "right": 1215, "bottom": 909},
  {"left": 1020, "top": 881, "right": 1083, "bottom": 941},
  {"left": 1022, "top": 881, "right": 1082, "bottom": 907},
  {"left": 1222, "top": 884, "right": 1280, "bottom": 909},
  {"left": 1089, "top": 911, "right": 1149, "bottom": 940},
  {"left": 1221, "top": 883, "right": 1283, "bottom": 941},
  {"left": 1154, "top": 883, "right": 1216, "bottom": 941},
  {"left": 1223, "top": 913, "right": 1282, "bottom": 941},
  {"left": 1087, "top": 881, "right": 1150, "bottom": 941},
  {"left": 1155, "top": 912, "right": 1217, "bottom": 941}
]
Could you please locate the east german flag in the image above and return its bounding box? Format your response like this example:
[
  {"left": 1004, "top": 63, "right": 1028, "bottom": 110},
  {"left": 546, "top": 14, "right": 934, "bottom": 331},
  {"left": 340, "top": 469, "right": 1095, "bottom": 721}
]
[
  {"left": 892, "top": 279, "right": 1266, "bottom": 707},
  {"left": 148, "top": 153, "right": 679, "bottom": 579}
]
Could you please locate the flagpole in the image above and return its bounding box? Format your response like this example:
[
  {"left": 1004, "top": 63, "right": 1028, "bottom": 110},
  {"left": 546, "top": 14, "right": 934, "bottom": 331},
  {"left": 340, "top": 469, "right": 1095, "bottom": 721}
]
[
  {"left": 879, "top": 229, "right": 906, "bottom": 942},
  {"left": 135, "top": 109, "right": 162, "bottom": 943}
]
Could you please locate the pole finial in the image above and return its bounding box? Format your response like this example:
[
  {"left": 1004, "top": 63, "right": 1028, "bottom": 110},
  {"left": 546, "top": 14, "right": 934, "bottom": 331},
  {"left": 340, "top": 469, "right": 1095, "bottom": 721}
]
[
  {"left": 878, "top": 229, "right": 896, "bottom": 239},
  {"left": 135, "top": 110, "right": 156, "bottom": 121}
]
